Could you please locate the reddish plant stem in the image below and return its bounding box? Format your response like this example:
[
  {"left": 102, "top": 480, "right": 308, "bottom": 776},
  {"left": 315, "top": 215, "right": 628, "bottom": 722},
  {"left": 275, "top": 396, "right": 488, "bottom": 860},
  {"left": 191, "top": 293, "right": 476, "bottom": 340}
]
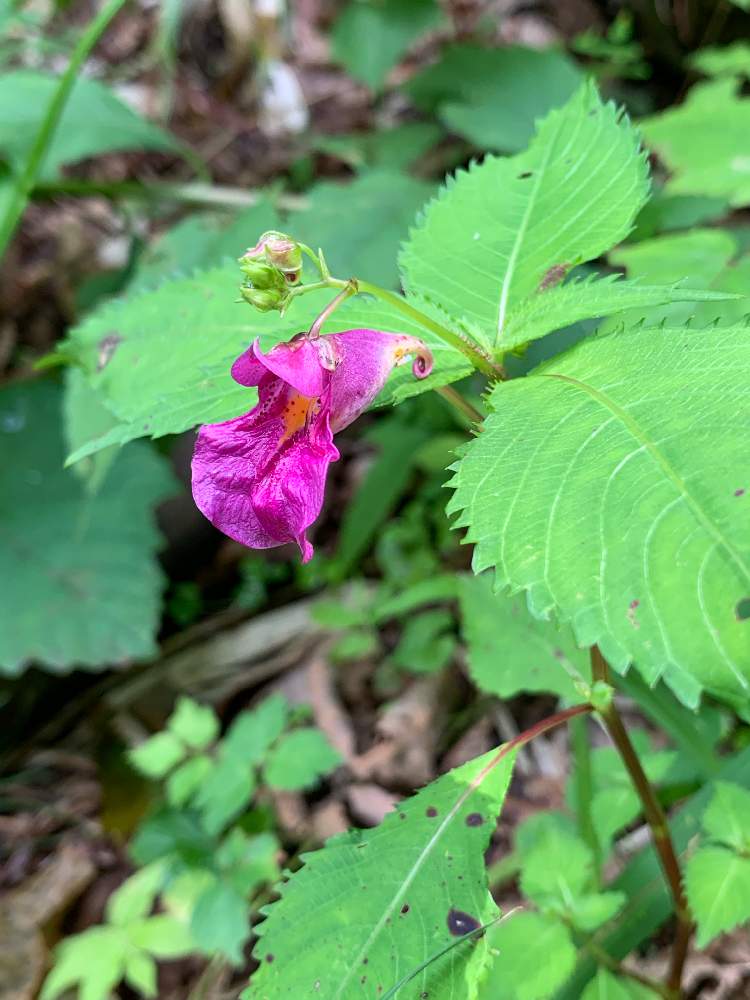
[
  {"left": 491, "top": 702, "right": 593, "bottom": 763},
  {"left": 590, "top": 647, "right": 692, "bottom": 999}
]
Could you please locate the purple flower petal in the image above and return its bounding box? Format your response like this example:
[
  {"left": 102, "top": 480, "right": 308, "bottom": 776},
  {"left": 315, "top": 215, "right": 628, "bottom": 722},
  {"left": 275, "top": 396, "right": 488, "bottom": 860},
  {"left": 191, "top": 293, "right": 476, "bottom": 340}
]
[
  {"left": 193, "top": 326, "right": 432, "bottom": 562},
  {"left": 192, "top": 375, "right": 338, "bottom": 561},
  {"left": 232, "top": 337, "right": 329, "bottom": 397},
  {"left": 326, "top": 329, "right": 433, "bottom": 432}
]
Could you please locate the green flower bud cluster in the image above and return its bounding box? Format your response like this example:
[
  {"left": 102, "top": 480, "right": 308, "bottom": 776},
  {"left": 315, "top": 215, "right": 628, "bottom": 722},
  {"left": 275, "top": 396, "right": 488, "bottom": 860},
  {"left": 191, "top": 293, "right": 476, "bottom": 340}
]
[{"left": 238, "top": 231, "right": 304, "bottom": 313}]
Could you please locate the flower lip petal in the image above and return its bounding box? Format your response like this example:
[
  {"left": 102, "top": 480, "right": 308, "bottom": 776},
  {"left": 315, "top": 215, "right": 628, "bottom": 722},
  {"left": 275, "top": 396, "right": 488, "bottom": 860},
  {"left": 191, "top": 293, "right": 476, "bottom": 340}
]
[
  {"left": 231, "top": 340, "right": 269, "bottom": 387},
  {"left": 252, "top": 337, "right": 328, "bottom": 397}
]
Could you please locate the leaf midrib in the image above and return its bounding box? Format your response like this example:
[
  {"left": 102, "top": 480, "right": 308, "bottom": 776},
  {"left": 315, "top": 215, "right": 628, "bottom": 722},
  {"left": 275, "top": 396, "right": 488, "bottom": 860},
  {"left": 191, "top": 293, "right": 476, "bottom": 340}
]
[{"left": 331, "top": 749, "right": 513, "bottom": 999}]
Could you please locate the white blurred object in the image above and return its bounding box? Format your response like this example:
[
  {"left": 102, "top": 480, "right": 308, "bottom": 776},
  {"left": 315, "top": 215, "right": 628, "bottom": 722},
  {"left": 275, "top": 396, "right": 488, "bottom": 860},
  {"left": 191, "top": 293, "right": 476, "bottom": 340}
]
[{"left": 258, "top": 59, "right": 309, "bottom": 136}]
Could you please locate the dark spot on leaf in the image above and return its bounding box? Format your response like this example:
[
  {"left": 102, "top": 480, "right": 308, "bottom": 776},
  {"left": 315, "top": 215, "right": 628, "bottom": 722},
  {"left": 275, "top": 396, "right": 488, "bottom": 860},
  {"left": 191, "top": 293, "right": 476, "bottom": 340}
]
[
  {"left": 421, "top": 994, "right": 429, "bottom": 999},
  {"left": 466, "top": 813, "right": 484, "bottom": 827},
  {"left": 735, "top": 488, "right": 745, "bottom": 497},
  {"left": 363, "top": 958, "right": 368, "bottom": 965},
  {"left": 630, "top": 599, "right": 640, "bottom": 609},
  {"left": 266, "top": 954, "right": 274, "bottom": 963},
  {"left": 401, "top": 904, "right": 410, "bottom": 914},
  {"left": 399, "top": 812, "right": 406, "bottom": 820},
  {"left": 736, "top": 598, "right": 750, "bottom": 621},
  {"left": 518, "top": 171, "right": 532, "bottom": 179},
  {"left": 553, "top": 648, "right": 565, "bottom": 660},
  {"left": 447, "top": 908, "right": 481, "bottom": 936},
  {"left": 96, "top": 332, "right": 123, "bottom": 372},
  {"left": 426, "top": 807, "right": 438, "bottom": 818},
  {"left": 538, "top": 263, "right": 570, "bottom": 291},
  {"left": 361, "top": 976, "right": 366, "bottom": 985}
]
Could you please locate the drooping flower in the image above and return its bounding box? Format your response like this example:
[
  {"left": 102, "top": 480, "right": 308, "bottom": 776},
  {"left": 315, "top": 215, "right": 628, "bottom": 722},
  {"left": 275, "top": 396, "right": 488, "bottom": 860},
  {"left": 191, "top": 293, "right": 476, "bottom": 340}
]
[{"left": 191, "top": 330, "right": 433, "bottom": 562}]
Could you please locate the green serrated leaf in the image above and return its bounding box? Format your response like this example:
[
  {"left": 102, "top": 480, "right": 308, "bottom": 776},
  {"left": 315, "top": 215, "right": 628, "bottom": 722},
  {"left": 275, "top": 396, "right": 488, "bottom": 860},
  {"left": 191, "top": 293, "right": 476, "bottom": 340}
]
[
  {"left": 263, "top": 728, "right": 342, "bottom": 791},
  {"left": 107, "top": 862, "right": 166, "bottom": 926},
  {"left": 217, "top": 829, "right": 280, "bottom": 895},
  {"left": 123, "top": 951, "right": 157, "bottom": 998},
  {"left": 224, "top": 693, "right": 288, "bottom": 764},
  {"left": 459, "top": 573, "right": 589, "bottom": 699},
  {"left": 244, "top": 746, "right": 517, "bottom": 999},
  {"left": 701, "top": 781, "right": 750, "bottom": 852},
  {"left": 63, "top": 367, "right": 120, "bottom": 492},
  {"left": 0, "top": 381, "right": 174, "bottom": 674},
  {"left": 41, "top": 927, "right": 127, "bottom": 1000},
  {"left": 609, "top": 228, "right": 750, "bottom": 327},
  {"left": 690, "top": 42, "right": 750, "bottom": 79},
  {"left": 517, "top": 813, "right": 594, "bottom": 906},
  {"left": 684, "top": 845, "right": 750, "bottom": 946},
  {"left": 501, "top": 273, "right": 738, "bottom": 352},
  {"left": 168, "top": 696, "right": 219, "bottom": 749},
  {"left": 331, "top": 0, "right": 443, "bottom": 91},
  {"left": 390, "top": 608, "right": 456, "bottom": 674},
  {"left": 0, "top": 71, "right": 181, "bottom": 180},
  {"left": 194, "top": 748, "right": 256, "bottom": 834},
  {"left": 166, "top": 754, "right": 214, "bottom": 806},
  {"left": 401, "top": 82, "right": 650, "bottom": 351},
  {"left": 406, "top": 44, "right": 583, "bottom": 154},
  {"left": 191, "top": 879, "right": 250, "bottom": 964},
  {"left": 127, "top": 914, "right": 195, "bottom": 957},
  {"left": 477, "top": 912, "right": 577, "bottom": 1000},
  {"left": 448, "top": 323, "right": 750, "bottom": 708},
  {"left": 129, "top": 731, "right": 186, "bottom": 779},
  {"left": 640, "top": 78, "right": 750, "bottom": 207},
  {"left": 567, "top": 891, "right": 626, "bottom": 931},
  {"left": 581, "top": 969, "right": 659, "bottom": 999}
]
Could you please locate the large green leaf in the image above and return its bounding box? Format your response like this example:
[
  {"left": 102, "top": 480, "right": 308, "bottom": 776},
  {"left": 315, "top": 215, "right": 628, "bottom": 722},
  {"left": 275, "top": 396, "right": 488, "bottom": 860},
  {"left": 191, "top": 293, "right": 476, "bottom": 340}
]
[
  {"left": 609, "top": 229, "right": 750, "bottom": 327},
  {"left": 243, "top": 747, "right": 516, "bottom": 999},
  {"left": 406, "top": 44, "right": 583, "bottom": 153},
  {"left": 501, "top": 272, "right": 735, "bottom": 351},
  {"left": 401, "top": 83, "right": 650, "bottom": 351},
  {"left": 640, "top": 78, "right": 750, "bottom": 207},
  {"left": 476, "top": 912, "right": 576, "bottom": 1000},
  {"left": 459, "top": 573, "right": 589, "bottom": 699},
  {"left": 690, "top": 42, "right": 750, "bottom": 79},
  {"left": 0, "top": 70, "right": 181, "bottom": 179},
  {"left": 448, "top": 323, "right": 750, "bottom": 708},
  {"left": 685, "top": 846, "right": 750, "bottom": 946},
  {"left": 0, "top": 381, "right": 175, "bottom": 675},
  {"left": 331, "top": 0, "right": 443, "bottom": 91}
]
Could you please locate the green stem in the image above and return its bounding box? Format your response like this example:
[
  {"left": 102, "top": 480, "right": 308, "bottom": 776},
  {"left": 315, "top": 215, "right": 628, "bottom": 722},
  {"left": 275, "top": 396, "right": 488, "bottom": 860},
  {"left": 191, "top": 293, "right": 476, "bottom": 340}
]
[
  {"left": 0, "top": 0, "right": 130, "bottom": 259},
  {"left": 308, "top": 282, "right": 357, "bottom": 338},
  {"left": 570, "top": 713, "right": 602, "bottom": 886},
  {"left": 590, "top": 647, "right": 692, "bottom": 999},
  {"left": 355, "top": 278, "right": 504, "bottom": 380},
  {"left": 578, "top": 930, "right": 671, "bottom": 999},
  {"left": 436, "top": 384, "right": 483, "bottom": 424}
]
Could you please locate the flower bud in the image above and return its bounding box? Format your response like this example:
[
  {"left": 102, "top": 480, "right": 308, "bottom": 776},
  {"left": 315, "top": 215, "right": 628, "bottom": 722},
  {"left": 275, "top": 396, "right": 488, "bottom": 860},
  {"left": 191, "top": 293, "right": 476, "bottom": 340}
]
[
  {"left": 238, "top": 257, "right": 287, "bottom": 291},
  {"left": 240, "top": 285, "right": 286, "bottom": 312},
  {"left": 241, "top": 230, "right": 303, "bottom": 283}
]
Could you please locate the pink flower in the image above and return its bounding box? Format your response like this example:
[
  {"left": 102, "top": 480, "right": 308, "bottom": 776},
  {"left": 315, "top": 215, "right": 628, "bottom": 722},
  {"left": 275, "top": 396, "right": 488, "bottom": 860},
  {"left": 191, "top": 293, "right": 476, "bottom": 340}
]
[{"left": 191, "top": 330, "right": 433, "bottom": 562}]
